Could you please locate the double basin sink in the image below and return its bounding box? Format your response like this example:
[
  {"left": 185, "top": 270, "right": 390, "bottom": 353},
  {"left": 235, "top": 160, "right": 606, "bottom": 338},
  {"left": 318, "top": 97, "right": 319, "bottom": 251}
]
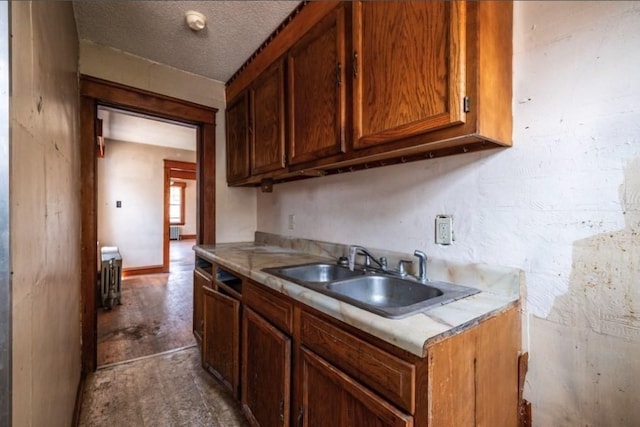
[{"left": 263, "top": 262, "right": 479, "bottom": 319}]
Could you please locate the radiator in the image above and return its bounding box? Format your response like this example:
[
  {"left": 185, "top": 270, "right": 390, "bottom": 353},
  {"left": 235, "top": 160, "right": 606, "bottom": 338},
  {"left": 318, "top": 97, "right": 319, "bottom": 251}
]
[
  {"left": 100, "top": 246, "right": 122, "bottom": 309},
  {"left": 170, "top": 226, "right": 180, "bottom": 240}
]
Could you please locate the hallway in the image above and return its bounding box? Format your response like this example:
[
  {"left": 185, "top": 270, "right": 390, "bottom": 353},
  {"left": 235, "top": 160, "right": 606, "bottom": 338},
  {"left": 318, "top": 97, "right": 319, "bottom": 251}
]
[
  {"left": 81, "top": 240, "right": 248, "bottom": 426},
  {"left": 97, "top": 239, "right": 197, "bottom": 366}
]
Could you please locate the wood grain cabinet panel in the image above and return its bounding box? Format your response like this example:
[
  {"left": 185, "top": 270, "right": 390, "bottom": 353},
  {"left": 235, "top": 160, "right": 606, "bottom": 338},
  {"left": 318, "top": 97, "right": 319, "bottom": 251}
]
[
  {"left": 202, "top": 286, "right": 241, "bottom": 397},
  {"left": 287, "top": 5, "right": 347, "bottom": 166},
  {"left": 242, "top": 307, "right": 292, "bottom": 427},
  {"left": 225, "top": 1, "right": 512, "bottom": 186},
  {"left": 193, "top": 269, "right": 210, "bottom": 345},
  {"left": 225, "top": 91, "right": 251, "bottom": 184},
  {"left": 352, "top": 1, "right": 466, "bottom": 149},
  {"left": 299, "top": 348, "right": 413, "bottom": 427},
  {"left": 244, "top": 280, "right": 293, "bottom": 334},
  {"left": 250, "top": 61, "right": 286, "bottom": 175},
  {"left": 300, "top": 311, "right": 415, "bottom": 413}
]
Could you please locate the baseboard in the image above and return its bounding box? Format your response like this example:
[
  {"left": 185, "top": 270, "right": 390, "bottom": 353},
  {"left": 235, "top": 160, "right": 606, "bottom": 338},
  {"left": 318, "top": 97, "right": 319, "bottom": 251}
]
[
  {"left": 179, "top": 234, "right": 196, "bottom": 240},
  {"left": 72, "top": 371, "right": 86, "bottom": 427},
  {"left": 122, "top": 265, "right": 166, "bottom": 277}
]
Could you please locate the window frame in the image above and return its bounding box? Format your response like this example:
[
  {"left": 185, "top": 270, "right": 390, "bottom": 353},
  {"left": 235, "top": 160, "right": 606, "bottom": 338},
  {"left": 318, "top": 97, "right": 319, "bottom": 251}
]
[{"left": 169, "top": 181, "right": 187, "bottom": 225}]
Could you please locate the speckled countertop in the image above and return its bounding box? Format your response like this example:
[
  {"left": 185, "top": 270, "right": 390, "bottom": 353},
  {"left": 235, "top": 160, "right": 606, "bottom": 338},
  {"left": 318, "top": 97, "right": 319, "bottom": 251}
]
[{"left": 194, "top": 235, "right": 521, "bottom": 358}]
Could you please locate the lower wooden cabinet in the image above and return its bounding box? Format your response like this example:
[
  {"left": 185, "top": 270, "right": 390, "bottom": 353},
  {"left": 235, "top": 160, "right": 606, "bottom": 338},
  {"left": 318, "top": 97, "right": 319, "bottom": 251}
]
[
  {"left": 299, "top": 348, "right": 413, "bottom": 427},
  {"left": 193, "top": 269, "right": 210, "bottom": 345},
  {"left": 202, "top": 286, "right": 241, "bottom": 396},
  {"left": 197, "top": 263, "right": 520, "bottom": 427},
  {"left": 242, "top": 307, "right": 292, "bottom": 427}
]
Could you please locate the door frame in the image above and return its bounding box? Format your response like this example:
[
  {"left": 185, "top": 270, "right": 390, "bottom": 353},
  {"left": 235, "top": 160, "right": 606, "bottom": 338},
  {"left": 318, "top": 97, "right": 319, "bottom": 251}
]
[
  {"left": 80, "top": 76, "right": 217, "bottom": 373},
  {"left": 163, "top": 159, "right": 196, "bottom": 272}
]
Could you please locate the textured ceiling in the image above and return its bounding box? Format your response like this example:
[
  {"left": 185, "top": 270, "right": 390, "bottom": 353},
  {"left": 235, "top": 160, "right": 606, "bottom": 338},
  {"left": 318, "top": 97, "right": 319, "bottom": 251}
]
[{"left": 73, "top": 1, "right": 301, "bottom": 83}]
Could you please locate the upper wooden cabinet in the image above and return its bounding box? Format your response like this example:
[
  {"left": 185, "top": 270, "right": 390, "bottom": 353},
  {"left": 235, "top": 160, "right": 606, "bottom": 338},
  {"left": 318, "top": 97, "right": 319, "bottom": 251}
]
[
  {"left": 287, "top": 5, "right": 347, "bottom": 167},
  {"left": 225, "top": 1, "right": 512, "bottom": 186},
  {"left": 226, "top": 91, "right": 250, "bottom": 184},
  {"left": 352, "top": 1, "right": 465, "bottom": 149},
  {"left": 250, "top": 60, "right": 286, "bottom": 176}
]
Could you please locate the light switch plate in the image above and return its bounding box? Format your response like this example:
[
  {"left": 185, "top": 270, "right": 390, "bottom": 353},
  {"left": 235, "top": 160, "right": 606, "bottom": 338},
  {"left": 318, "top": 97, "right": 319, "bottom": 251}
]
[{"left": 435, "top": 215, "right": 453, "bottom": 245}]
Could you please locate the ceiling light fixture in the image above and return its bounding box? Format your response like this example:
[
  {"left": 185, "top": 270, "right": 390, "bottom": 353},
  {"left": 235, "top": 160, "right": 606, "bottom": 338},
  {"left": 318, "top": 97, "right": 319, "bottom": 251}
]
[{"left": 185, "top": 10, "right": 206, "bottom": 31}]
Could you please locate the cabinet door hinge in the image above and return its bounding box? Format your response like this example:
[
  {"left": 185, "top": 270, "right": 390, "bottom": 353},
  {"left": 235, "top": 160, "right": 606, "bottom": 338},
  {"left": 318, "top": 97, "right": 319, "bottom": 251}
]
[{"left": 463, "top": 96, "right": 471, "bottom": 113}]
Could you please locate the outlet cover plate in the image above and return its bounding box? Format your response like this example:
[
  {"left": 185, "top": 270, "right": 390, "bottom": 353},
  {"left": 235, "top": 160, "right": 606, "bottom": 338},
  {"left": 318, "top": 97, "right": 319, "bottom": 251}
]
[{"left": 435, "top": 215, "right": 453, "bottom": 245}]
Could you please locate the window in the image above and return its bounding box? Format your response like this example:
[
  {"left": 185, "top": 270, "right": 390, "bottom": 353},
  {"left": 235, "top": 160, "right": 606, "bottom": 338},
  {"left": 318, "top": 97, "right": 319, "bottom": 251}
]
[{"left": 169, "top": 182, "right": 186, "bottom": 225}]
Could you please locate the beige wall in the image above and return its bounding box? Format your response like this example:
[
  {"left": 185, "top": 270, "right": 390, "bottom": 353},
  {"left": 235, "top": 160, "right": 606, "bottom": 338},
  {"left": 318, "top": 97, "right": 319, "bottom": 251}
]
[
  {"left": 177, "top": 178, "right": 197, "bottom": 237},
  {"left": 11, "top": 2, "right": 81, "bottom": 426},
  {"left": 97, "top": 139, "right": 196, "bottom": 268},
  {"left": 256, "top": 2, "right": 640, "bottom": 425},
  {"left": 79, "top": 41, "right": 257, "bottom": 243}
]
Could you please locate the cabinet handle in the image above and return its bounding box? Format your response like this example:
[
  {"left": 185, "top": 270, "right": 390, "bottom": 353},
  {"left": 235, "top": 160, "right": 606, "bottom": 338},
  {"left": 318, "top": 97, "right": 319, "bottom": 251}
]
[
  {"left": 279, "top": 399, "right": 285, "bottom": 424},
  {"left": 336, "top": 63, "right": 342, "bottom": 86},
  {"left": 352, "top": 51, "right": 358, "bottom": 78},
  {"left": 297, "top": 407, "right": 304, "bottom": 427}
]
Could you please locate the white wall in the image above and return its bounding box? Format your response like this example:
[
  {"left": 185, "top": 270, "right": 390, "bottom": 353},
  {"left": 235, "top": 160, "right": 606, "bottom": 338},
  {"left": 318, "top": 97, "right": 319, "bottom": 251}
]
[
  {"left": 80, "top": 41, "right": 257, "bottom": 243},
  {"left": 97, "top": 139, "right": 195, "bottom": 268},
  {"left": 11, "top": 2, "right": 81, "bottom": 426},
  {"left": 256, "top": 2, "right": 640, "bottom": 425}
]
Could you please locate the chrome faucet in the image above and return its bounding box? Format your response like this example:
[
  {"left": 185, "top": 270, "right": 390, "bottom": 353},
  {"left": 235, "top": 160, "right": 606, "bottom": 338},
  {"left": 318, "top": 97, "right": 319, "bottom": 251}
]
[
  {"left": 348, "top": 246, "right": 387, "bottom": 272},
  {"left": 413, "top": 250, "right": 428, "bottom": 283}
]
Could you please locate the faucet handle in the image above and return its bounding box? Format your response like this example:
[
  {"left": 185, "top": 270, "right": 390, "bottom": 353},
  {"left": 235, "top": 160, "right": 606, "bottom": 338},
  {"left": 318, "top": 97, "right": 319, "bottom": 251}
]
[
  {"left": 397, "top": 259, "right": 413, "bottom": 277},
  {"left": 413, "top": 250, "right": 428, "bottom": 283}
]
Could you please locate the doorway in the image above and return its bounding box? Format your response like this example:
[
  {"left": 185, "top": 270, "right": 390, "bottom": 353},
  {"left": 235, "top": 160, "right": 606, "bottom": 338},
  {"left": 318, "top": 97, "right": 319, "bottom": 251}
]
[
  {"left": 80, "top": 76, "right": 217, "bottom": 372},
  {"left": 95, "top": 108, "right": 200, "bottom": 366}
]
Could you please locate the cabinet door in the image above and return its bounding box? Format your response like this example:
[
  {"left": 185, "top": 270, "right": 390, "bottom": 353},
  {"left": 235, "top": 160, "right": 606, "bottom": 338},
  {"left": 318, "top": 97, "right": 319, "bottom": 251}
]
[
  {"left": 242, "top": 307, "right": 291, "bottom": 427},
  {"left": 193, "top": 269, "right": 210, "bottom": 345},
  {"left": 226, "top": 91, "right": 250, "bottom": 184},
  {"left": 251, "top": 61, "right": 286, "bottom": 175},
  {"left": 202, "top": 286, "right": 241, "bottom": 397},
  {"left": 287, "top": 6, "right": 347, "bottom": 166},
  {"left": 353, "top": 1, "right": 466, "bottom": 149},
  {"left": 299, "top": 348, "right": 412, "bottom": 427}
]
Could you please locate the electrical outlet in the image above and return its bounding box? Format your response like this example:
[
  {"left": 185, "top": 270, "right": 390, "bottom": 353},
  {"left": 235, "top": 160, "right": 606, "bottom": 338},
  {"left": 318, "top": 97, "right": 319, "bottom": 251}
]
[
  {"left": 288, "top": 214, "right": 295, "bottom": 230},
  {"left": 435, "top": 215, "right": 453, "bottom": 245}
]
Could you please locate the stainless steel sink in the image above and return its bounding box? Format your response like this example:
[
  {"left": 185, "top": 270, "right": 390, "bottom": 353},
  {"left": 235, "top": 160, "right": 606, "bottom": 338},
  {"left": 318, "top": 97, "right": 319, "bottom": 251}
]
[
  {"left": 326, "top": 276, "right": 443, "bottom": 307},
  {"left": 324, "top": 275, "right": 479, "bottom": 318},
  {"left": 262, "top": 262, "right": 479, "bottom": 319},
  {"left": 265, "top": 262, "right": 364, "bottom": 283}
]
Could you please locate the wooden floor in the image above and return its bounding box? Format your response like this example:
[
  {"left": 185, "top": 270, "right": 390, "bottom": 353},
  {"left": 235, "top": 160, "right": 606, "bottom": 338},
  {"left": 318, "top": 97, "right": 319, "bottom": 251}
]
[
  {"left": 82, "top": 239, "right": 249, "bottom": 426},
  {"left": 79, "top": 346, "right": 248, "bottom": 427},
  {"left": 97, "top": 239, "right": 197, "bottom": 366}
]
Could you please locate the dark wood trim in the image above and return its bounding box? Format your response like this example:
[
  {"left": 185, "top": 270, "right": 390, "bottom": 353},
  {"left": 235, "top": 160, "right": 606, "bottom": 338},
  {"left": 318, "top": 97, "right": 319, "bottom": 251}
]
[
  {"left": 80, "top": 76, "right": 217, "bottom": 373},
  {"left": 164, "top": 159, "right": 197, "bottom": 171},
  {"left": 198, "top": 123, "right": 216, "bottom": 245},
  {"left": 80, "top": 95, "right": 98, "bottom": 373},
  {"left": 122, "top": 265, "right": 166, "bottom": 277},
  {"left": 71, "top": 371, "right": 86, "bottom": 427},
  {"left": 170, "top": 170, "right": 196, "bottom": 180},
  {"left": 163, "top": 163, "right": 171, "bottom": 272},
  {"left": 81, "top": 76, "right": 216, "bottom": 124},
  {"left": 180, "top": 234, "right": 196, "bottom": 240}
]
